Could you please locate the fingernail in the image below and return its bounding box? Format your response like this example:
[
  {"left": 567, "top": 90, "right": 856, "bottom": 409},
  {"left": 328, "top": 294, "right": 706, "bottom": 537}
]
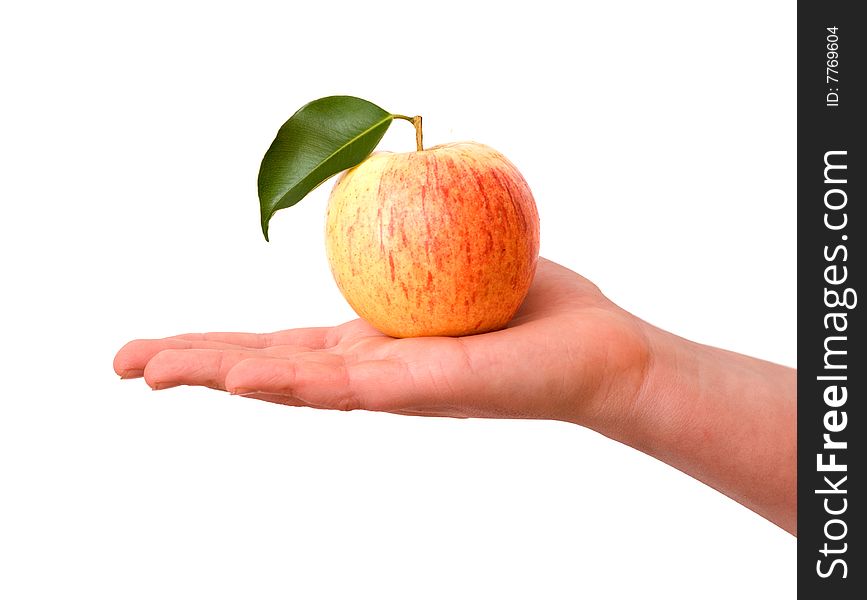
[
  {"left": 229, "top": 388, "right": 255, "bottom": 396},
  {"left": 119, "top": 369, "right": 143, "bottom": 380},
  {"left": 150, "top": 382, "right": 176, "bottom": 391},
  {"left": 231, "top": 389, "right": 306, "bottom": 405}
]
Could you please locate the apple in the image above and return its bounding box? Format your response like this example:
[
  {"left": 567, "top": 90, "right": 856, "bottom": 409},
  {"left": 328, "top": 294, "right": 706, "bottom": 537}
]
[{"left": 325, "top": 141, "right": 540, "bottom": 338}]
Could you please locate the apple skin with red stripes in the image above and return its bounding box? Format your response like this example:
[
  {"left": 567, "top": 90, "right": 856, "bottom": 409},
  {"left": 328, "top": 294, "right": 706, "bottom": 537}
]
[{"left": 325, "top": 141, "right": 540, "bottom": 338}]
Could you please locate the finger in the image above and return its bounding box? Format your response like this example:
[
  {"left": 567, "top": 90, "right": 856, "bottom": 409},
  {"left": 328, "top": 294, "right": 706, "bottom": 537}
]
[
  {"left": 234, "top": 391, "right": 310, "bottom": 408},
  {"left": 114, "top": 338, "right": 254, "bottom": 379},
  {"left": 225, "top": 357, "right": 385, "bottom": 411},
  {"left": 173, "top": 327, "right": 334, "bottom": 350},
  {"left": 510, "top": 257, "right": 603, "bottom": 323},
  {"left": 143, "top": 348, "right": 264, "bottom": 391},
  {"left": 114, "top": 330, "right": 331, "bottom": 379},
  {"left": 224, "top": 356, "right": 450, "bottom": 414},
  {"left": 145, "top": 349, "right": 346, "bottom": 392}
]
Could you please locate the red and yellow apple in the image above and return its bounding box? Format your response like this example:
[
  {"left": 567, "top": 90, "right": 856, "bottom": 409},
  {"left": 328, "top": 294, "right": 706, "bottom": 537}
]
[{"left": 325, "top": 142, "right": 539, "bottom": 338}]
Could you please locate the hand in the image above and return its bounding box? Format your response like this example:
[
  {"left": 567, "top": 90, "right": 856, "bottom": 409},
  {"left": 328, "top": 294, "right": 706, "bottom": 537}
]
[
  {"left": 114, "top": 257, "right": 796, "bottom": 534},
  {"left": 114, "top": 258, "right": 649, "bottom": 424}
]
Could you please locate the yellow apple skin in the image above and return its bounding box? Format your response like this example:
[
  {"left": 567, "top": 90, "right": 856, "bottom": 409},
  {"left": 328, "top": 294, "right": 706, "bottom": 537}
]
[{"left": 325, "top": 142, "right": 540, "bottom": 338}]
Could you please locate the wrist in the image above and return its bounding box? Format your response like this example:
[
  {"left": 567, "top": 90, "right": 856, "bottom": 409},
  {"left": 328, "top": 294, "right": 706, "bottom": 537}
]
[
  {"left": 575, "top": 318, "right": 688, "bottom": 446},
  {"left": 607, "top": 322, "right": 707, "bottom": 453},
  {"left": 585, "top": 318, "right": 797, "bottom": 533}
]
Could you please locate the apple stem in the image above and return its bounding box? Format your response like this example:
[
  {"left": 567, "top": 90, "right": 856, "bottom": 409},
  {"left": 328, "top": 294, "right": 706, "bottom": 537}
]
[{"left": 392, "top": 114, "right": 424, "bottom": 151}]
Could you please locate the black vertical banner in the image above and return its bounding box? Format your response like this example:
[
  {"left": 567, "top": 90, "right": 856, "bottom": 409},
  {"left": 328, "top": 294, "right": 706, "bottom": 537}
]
[{"left": 797, "top": 1, "right": 865, "bottom": 597}]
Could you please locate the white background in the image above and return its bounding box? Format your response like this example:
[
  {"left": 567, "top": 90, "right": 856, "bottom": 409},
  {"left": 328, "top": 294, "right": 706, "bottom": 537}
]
[{"left": 0, "top": 1, "right": 796, "bottom": 598}]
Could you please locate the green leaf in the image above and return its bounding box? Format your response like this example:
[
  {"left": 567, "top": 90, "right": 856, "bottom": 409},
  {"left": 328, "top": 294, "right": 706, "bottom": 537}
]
[{"left": 257, "top": 96, "right": 393, "bottom": 241}]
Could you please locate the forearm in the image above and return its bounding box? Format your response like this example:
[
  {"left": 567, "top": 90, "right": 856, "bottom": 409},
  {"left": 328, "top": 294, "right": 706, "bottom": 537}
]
[{"left": 586, "top": 323, "right": 797, "bottom": 535}]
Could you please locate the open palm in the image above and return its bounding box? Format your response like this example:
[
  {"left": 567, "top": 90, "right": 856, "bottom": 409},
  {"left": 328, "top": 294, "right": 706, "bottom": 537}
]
[{"left": 114, "top": 258, "right": 650, "bottom": 424}]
